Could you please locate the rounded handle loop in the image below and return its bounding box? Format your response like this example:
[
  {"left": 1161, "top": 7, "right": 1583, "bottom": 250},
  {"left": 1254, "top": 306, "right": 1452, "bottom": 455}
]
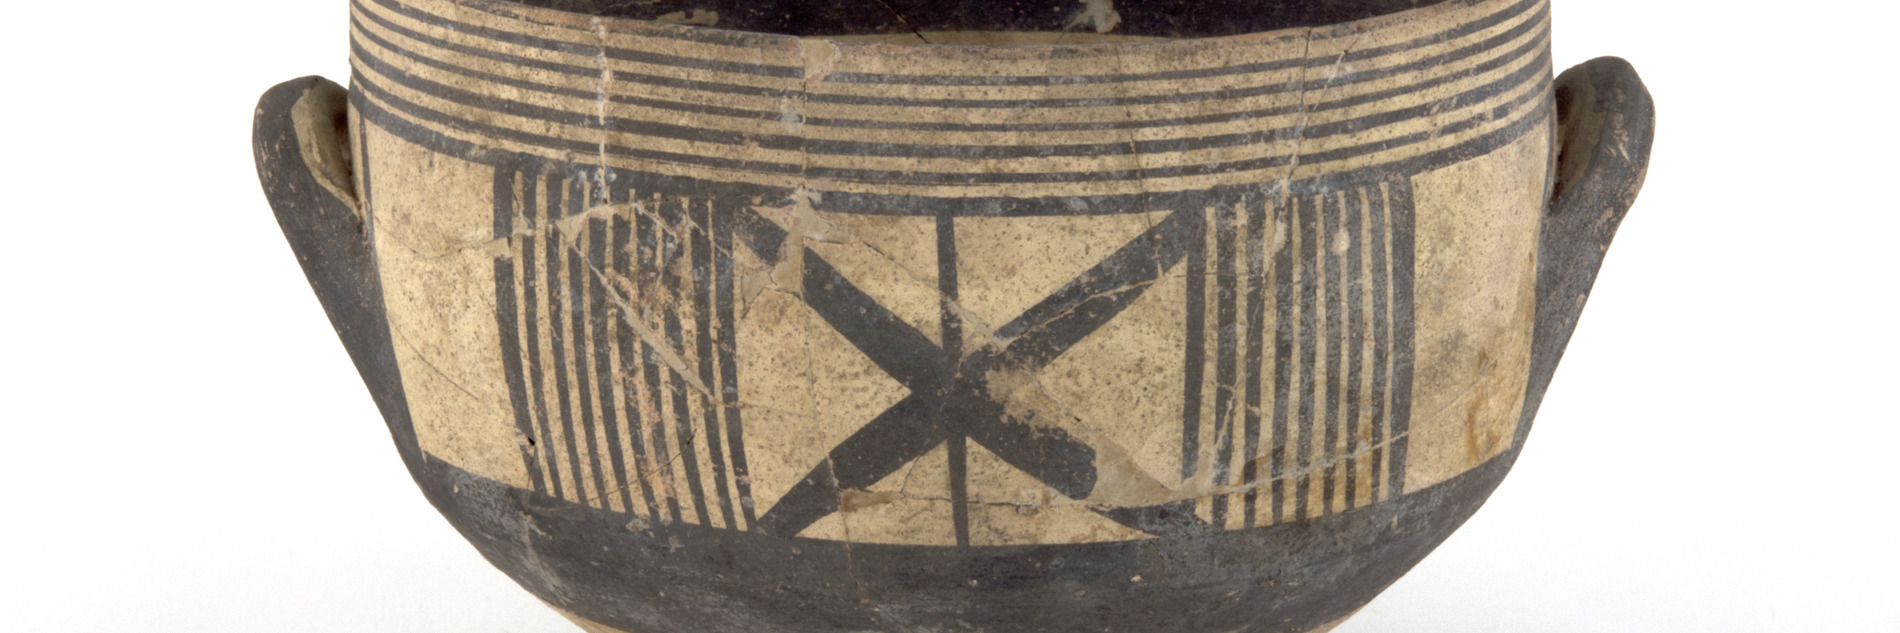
[
  {"left": 1520, "top": 57, "right": 1656, "bottom": 429},
  {"left": 254, "top": 76, "right": 420, "bottom": 464}
]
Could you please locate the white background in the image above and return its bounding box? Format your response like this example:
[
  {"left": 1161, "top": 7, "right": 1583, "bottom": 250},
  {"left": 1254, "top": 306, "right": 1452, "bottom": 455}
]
[{"left": 2, "top": 1, "right": 1896, "bottom": 631}]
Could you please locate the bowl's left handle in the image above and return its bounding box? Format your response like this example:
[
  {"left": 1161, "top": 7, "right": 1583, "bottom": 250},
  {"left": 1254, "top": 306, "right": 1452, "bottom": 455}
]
[{"left": 254, "top": 76, "right": 418, "bottom": 455}]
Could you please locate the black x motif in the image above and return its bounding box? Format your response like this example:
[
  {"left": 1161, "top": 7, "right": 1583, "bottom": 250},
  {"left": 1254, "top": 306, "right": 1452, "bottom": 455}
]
[{"left": 732, "top": 200, "right": 1216, "bottom": 540}]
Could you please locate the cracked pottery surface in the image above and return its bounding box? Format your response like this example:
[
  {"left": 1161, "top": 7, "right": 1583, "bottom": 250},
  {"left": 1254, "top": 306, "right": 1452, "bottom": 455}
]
[{"left": 253, "top": 0, "right": 1652, "bottom": 630}]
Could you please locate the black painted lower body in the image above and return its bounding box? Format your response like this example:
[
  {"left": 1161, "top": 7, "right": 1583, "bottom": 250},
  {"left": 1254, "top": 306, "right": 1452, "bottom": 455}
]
[{"left": 409, "top": 449, "right": 1516, "bottom": 633}]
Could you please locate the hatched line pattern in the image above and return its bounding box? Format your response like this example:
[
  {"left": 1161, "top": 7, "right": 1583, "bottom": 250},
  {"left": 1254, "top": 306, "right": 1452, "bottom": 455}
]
[
  {"left": 491, "top": 165, "right": 756, "bottom": 530},
  {"left": 1186, "top": 180, "right": 1415, "bottom": 529}
]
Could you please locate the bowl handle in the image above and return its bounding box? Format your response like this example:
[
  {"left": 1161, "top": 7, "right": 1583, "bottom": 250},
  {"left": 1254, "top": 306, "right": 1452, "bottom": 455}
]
[
  {"left": 253, "top": 76, "right": 420, "bottom": 462},
  {"left": 1525, "top": 57, "right": 1655, "bottom": 418}
]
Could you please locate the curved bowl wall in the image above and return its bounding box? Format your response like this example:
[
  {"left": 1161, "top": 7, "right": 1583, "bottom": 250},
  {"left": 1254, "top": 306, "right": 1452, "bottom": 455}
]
[{"left": 325, "top": 0, "right": 1569, "bottom": 630}]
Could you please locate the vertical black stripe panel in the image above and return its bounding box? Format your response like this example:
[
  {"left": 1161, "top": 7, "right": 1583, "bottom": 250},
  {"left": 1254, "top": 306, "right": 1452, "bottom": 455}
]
[
  {"left": 1209, "top": 201, "right": 1240, "bottom": 527},
  {"left": 1365, "top": 183, "right": 1391, "bottom": 504},
  {"left": 493, "top": 167, "right": 546, "bottom": 494},
  {"left": 1269, "top": 193, "right": 1294, "bottom": 526},
  {"left": 638, "top": 203, "right": 684, "bottom": 524},
  {"left": 712, "top": 198, "right": 757, "bottom": 528},
  {"left": 938, "top": 210, "right": 971, "bottom": 547},
  {"left": 1321, "top": 190, "right": 1345, "bottom": 516},
  {"left": 659, "top": 198, "right": 714, "bottom": 527},
  {"left": 946, "top": 433, "right": 972, "bottom": 543},
  {"left": 521, "top": 173, "right": 565, "bottom": 499},
  {"left": 612, "top": 206, "right": 662, "bottom": 521},
  {"left": 1180, "top": 201, "right": 1208, "bottom": 485},
  {"left": 646, "top": 339, "right": 684, "bottom": 522},
  {"left": 1240, "top": 195, "right": 1268, "bottom": 529},
  {"left": 569, "top": 180, "right": 610, "bottom": 508},
  {"left": 691, "top": 198, "right": 738, "bottom": 529},
  {"left": 1342, "top": 187, "right": 1366, "bottom": 510},
  {"left": 546, "top": 177, "right": 586, "bottom": 503},
  {"left": 585, "top": 209, "right": 638, "bottom": 509},
  {"left": 491, "top": 166, "right": 514, "bottom": 240},
  {"left": 589, "top": 209, "right": 636, "bottom": 514},
  {"left": 1294, "top": 192, "right": 1319, "bottom": 522},
  {"left": 948, "top": 437, "right": 970, "bottom": 546},
  {"left": 1385, "top": 178, "right": 1418, "bottom": 497}
]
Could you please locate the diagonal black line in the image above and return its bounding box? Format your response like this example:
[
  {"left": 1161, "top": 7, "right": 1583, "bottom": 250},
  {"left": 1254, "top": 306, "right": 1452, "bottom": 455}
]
[
  {"left": 939, "top": 376, "right": 1095, "bottom": 500},
  {"left": 1097, "top": 501, "right": 1219, "bottom": 538},
  {"left": 803, "top": 254, "right": 945, "bottom": 388},
  {"left": 745, "top": 205, "right": 1202, "bottom": 539},
  {"left": 752, "top": 394, "right": 949, "bottom": 537},
  {"left": 728, "top": 205, "right": 788, "bottom": 262},
  {"left": 951, "top": 208, "right": 1201, "bottom": 502},
  {"left": 991, "top": 208, "right": 1196, "bottom": 369},
  {"left": 730, "top": 207, "right": 942, "bottom": 388},
  {"left": 753, "top": 386, "right": 1225, "bottom": 537}
]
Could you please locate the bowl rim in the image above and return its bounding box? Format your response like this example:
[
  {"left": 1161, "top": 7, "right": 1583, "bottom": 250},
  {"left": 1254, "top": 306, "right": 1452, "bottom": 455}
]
[{"left": 454, "top": 0, "right": 1485, "bottom": 51}]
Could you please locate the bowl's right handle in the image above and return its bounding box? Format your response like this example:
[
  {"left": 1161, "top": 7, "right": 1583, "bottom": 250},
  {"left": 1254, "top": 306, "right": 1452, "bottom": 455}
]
[{"left": 1525, "top": 57, "right": 1656, "bottom": 417}]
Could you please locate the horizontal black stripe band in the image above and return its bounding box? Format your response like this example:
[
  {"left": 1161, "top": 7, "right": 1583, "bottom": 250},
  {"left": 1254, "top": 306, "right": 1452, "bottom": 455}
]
[
  {"left": 457, "top": 0, "right": 797, "bottom": 50},
  {"left": 793, "top": 98, "right": 1546, "bottom": 212},
  {"left": 351, "top": 89, "right": 804, "bottom": 206},
  {"left": 355, "top": 30, "right": 1547, "bottom": 169},
  {"left": 819, "top": 0, "right": 1539, "bottom": 86},
  {"left": 359, "top": 52, "right": 1558, "bottom": 191},
  {"left": 359, "top": 0, "right": 1543, "bottom": 111},
  {"left": 813, "top": 50, "right": 1550, "bottom": 160},
  {"left": 384, "top": 0, "right": 1532, "bottom": 93},
  {"left": 358, "top": 4, "right": 1544, "bottom": 137},
  {"left": 352, "top": 39, "right": 789, "bottom": 151},
  {"left": 359, "top": 0, "right": 804, "bottom": 78},
  {"left": 1339, "top": 0, "right": 1534, "bottom": 64},
  {"left": 821, "top": 29, "right": 1548, "bottom": 134},
  {"left": 803, "top": 4, "right": 1547, "bottom": 109},
  {"left": 798, "top": 86, "right": 1547, "bottom": 184},
  {"left": 352, "top": 70, "right": 808, "bottom": 176},
  {"left": 352, "top": 2, "right": 791, "bottom": 100},
  {"left": 351, "top": 19, "right": 786, "bottom": 125},
  {"left": 352, "top": 79, "right": 1549, "bottom": 217},
  {"left": 817, "top": 48, "right": 1315, "bottom": 88},
  {"left": 485, "top": 0, "right": 1477, "bottom": 43}
]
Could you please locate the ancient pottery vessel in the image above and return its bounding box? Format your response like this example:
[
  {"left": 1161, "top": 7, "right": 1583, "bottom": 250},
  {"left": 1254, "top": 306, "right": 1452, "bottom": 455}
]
[{"left": 252, "top": 0, "right": 1652, "bottom": 630}]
